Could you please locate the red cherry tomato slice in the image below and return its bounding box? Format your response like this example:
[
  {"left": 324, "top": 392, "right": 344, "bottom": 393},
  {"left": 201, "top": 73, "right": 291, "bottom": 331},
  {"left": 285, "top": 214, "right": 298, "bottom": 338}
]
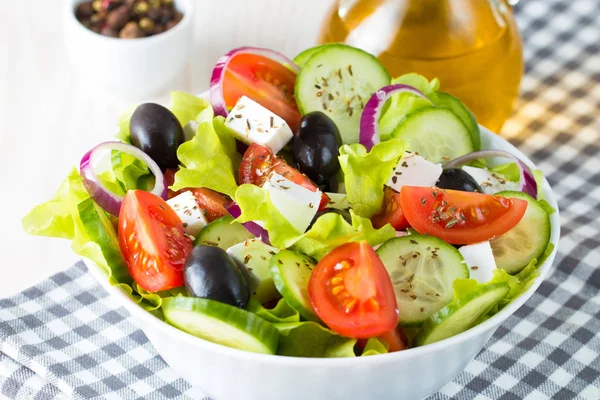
[
  {"left": 118, "top": 190, "right": 193, "bottom": 292},
  {"left": 308, "top": 241, "right": 398, "bottom": 338},
  {"left": 399, "top": 186, "right": 528, "bottom": 244}
]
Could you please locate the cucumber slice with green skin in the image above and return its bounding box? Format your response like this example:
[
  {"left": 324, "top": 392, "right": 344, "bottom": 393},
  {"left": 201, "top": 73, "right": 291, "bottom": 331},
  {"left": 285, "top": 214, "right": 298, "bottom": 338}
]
[
  {"left": 195, "top": 216, "right": 255, "bottom": 249},
  {"left": 77, "top": 198, "right": 132, "bottom": 284},
  {"left": 430, "top": 91, "right": 481, "bottom": 151},
  {"left": 295, "top": 44, "right": 391, "bottom": 144},
  {"left": 269, "top": 250, "right": 320, "bottom": 322},
  {"left": 376, "top": 235, "right": 469, "bottom": 326},
  {"left": 414, "top": 282, "right": 510, "bottom": 346},
  {"left": 293, "top": 44, "right": 330, "bottom": 67},
  {"left": 391, "top": 107, "right": 475, "bottom": 163},
  {"left": 226, "top": 238, "right": 280, "bottom": 304},
  {"left": 490, "top": 191, "right": 551, "bottom": 274},
  {"left": 162, "top": 296, "right": 279, "bottom": 354}
]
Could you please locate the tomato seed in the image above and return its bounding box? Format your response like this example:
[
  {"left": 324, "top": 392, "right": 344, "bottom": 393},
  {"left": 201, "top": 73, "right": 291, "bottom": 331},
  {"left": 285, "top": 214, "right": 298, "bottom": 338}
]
[
  {"left": 331, "top": 285, "right": 344, "bottom": 295},
  {"left": 330, "top": 276, "right": 343, "bottom": 285},
  {"left": 344, "top": 298, "right": 357, "bottom": 314}
]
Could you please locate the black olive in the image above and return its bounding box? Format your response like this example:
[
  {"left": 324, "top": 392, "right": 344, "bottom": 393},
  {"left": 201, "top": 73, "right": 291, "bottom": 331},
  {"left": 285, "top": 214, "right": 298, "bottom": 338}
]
[
  {"left": 129, "top": 103, "right": 184, "bottom": 170},
  {"left": 292, "top": 112, "right": 342, "bottom": 185},
  {"left": 436, "top": 168, "right": 483, "bottom": 193},
  {"left": 307, "top": 208, "right": 351, "bottom": 230},
  {"left": 184, "top": 245, "right": 250, "bottom": 309}
]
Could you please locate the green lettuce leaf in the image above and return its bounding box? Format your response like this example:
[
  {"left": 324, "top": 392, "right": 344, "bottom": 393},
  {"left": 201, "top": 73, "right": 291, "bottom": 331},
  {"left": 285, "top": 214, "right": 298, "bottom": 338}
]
[
  {"left": 276, "top": 321, "right": 357, "bottom": 358},
  {"left": 115, "top": 105, "right": 137, "bottom": 143},
  {"left": 490, "top": 162, "right": 520, "bottom": 182},
  {"left": 22, "top": 168, "right": 90, "bottom": 240},
  {"left": 361, "top": 338, "right": 389, "bottom": 356},
  {"left": 22, "top": 169, "right": 166, "bottom": 311},
  {"left": 169, "top": 91, "right": 211, "bottom": 127},
  {"left": 378, "top": 74, "right": 438, "bottom": 141},
  {"left": 248, "top": 298, "right": 301, "bottom": 324},
  {"left": 132, "top": 283, "right": 188, "bottom": 312},
  {"left": 172, "top": 118, "right": 239, "bottom": 197},
  {"left": 234, "top": 184, "right": 301, "bottom": 248},
  {"left": 339, "top": 139, "right": 406, "bottom": 218},
  {"left": 293, "top": 210, "right": 395, "bottom": 260}
]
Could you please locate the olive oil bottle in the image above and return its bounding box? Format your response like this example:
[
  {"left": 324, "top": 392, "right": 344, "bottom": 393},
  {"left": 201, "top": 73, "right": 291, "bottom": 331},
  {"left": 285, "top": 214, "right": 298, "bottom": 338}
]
[{"left": 318, "top": 0, "right": 524, "bottom": 133}]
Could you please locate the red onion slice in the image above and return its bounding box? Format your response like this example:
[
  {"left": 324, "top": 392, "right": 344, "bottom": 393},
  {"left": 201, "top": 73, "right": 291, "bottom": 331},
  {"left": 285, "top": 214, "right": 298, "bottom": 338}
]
[
  {"left": 225, "top": 202, "right": 271, "bottom": 245},
  {"left": 444, "top": 150, "right": 538, "bottom": 199},
  {"left": 359, "top": 84, "right": 428, "bottom": 151},
  {"left": 80, "top": 141, "right": 167, "bottom": 216},
  {"left": 210, "top": 47, "right": 300, "bottom": 118}
]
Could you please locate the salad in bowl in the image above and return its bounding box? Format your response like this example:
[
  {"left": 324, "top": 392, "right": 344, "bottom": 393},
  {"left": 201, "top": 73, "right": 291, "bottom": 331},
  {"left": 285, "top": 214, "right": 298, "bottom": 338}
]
[{"left": 23, "top": 43, "right": 557, "bottom": 397}]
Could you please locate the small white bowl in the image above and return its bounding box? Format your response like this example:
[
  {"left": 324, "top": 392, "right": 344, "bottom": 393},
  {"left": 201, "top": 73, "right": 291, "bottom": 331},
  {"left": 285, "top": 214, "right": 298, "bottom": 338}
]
[
  {"left": 63, "top": 0, "right": 194, "bottom": 99},
  {"left": 84, "top": 126, "right": 560, "bottom": 400}
]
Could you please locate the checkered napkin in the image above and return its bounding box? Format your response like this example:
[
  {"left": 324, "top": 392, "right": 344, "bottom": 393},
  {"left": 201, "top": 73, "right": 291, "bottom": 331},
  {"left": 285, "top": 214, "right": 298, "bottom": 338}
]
[{"left": 2, "top": 0, "right": 600, "bottom": 398}]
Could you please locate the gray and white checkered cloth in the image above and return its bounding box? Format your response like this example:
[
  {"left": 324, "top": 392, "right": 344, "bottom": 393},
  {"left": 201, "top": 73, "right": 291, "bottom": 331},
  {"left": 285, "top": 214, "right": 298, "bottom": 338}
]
[{"left": 2, "top": 0, "right": 600, "bottom": 398}]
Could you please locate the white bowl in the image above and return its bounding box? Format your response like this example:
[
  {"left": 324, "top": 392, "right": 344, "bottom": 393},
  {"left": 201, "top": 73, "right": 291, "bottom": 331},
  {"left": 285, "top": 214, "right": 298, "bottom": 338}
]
[
  {"left": 63, "top": 0, "right": 194, "bottom": 99},
  {"left": 84, "top": 126, "right": 560, "bottom": 400}
]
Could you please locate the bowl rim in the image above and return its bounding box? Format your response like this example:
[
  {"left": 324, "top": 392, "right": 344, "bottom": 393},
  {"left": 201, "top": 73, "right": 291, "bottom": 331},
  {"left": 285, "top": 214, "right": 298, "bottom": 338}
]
[
  {"left": 84, "top": 125, "right": 560, "bottom": 366},
  {"left": 65, "top": 0, "right": 194, "bottom": 44}
]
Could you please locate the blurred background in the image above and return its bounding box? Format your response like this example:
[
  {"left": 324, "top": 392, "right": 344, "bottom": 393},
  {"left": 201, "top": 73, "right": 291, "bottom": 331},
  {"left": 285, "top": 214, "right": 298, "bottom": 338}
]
[{"left": 1, "top": 0, "right": 598, "bottom": 296}]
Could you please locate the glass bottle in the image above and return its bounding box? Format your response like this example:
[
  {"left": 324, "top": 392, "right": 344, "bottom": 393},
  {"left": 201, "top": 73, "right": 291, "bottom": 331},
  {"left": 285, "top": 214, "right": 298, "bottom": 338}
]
[{"left": 318, "top": 0, "right": 524, "bottom": 133}]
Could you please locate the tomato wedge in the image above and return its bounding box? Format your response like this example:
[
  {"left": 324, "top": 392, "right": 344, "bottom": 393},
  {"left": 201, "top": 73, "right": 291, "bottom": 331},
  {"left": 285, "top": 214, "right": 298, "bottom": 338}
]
[
  {"left": 222, "top": 53, "right": 301, "bottom": 129},
  {"left": 308, "top": 241, "right": 398, "bottom": 338},
  {"left": 399, "top": 186, "right": 528, "bottom": 245},
  {"left": 371, "top": 187, "right": 410, "bottom": 230},
  {"left": 378, "top": 328, "right": 408, "bottom": 353},
  {"left": 239, "top": 143, "right": 329, "bottom": 209},
  {"left": 118, "top": 190, "right": 193, "bottom": 292}
]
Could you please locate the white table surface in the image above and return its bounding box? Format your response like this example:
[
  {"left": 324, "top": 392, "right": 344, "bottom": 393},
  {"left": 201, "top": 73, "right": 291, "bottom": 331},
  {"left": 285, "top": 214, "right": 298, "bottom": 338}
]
[{"left": 0, "top": 0, "right": 334, "bottom": 298}]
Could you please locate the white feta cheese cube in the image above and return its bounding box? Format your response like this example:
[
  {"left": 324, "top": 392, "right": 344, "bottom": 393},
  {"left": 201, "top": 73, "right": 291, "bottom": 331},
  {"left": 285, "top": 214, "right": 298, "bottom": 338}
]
[
  {"left": 459, "top": 241, "right": 497, "bottom": 283},
  {"left": 227, "top": 239, "right": 280, "bottom": 304},
  {"left": 385, "top": 151, "right": 443, "bottom": 192},
  {"left": 264, "top": 172, "right": 321, "bottom": 233},
  {"left": 224, "top": 96, "right": 293, "bottom": 154},
  {"left": 462, "top": 166, "right": 518, "bottom": 194},
  {"left": 166, "top": 191, "right": 207, "bottom": 237}
]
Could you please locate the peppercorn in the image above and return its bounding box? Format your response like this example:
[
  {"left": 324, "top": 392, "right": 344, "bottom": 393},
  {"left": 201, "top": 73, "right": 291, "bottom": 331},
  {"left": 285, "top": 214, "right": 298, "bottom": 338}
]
[
  {"left": 89, "top": 12, "right": 107, "bottom": 25},
  {"left": 101, "top": 26, "right": 120, "bottom": 38},
  {"left": 106, "top": 6, "right": 130, "bottom": 31},
  {"left": 92, "top": 0, "right": 103, "bottom": 12},
  {"left": 124, "top": 0, "right": 137, "bottom": 6},
  {"left": 139, "top": 17, "right": 155, "bottom": 32},
  {"left": 158, "top": 5, "right": 174, "bottom": 23},
  {"left": 75, "top": 1, "right": 95, "bottom": 19},
  {"left": 119, "top": 21, "right": 144, "bottom": 38},
  {"left": 147, "top": 7, "right": 161, "bottom": 20},
  {"left": 152, "top": 23, "right": 165, "bottom": 35},
  {"left": 148, "top": 0, "right": 161, "bottom": 9},
  {"left": 134, "top": 1, "right": 149, "bottom": 14},
  {"left": 161, "top": 0, "right": 173, "bottom": 5}
]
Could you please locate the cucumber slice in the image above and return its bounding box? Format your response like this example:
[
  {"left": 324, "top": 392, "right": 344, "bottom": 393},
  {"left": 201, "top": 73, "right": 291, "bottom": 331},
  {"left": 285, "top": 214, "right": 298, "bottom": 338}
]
[
  {"left": 195, "top": 216, "right": 254, "bottom": 249},
  {"left": 295, "top": 44, "right": 391, "bottom": 144},
  {"left": 391, "top": 107, "right": 474, "bottom": 163},
  {"left": 77, "top": 198, "right": 131, "bottom": 284},
  {"left": 490, "top": 191, "right": 551, "bottom": 274},
  {"left": 414, "top": 282, "right": 510, "bottom": 346},
  {"left": 293, "top": 44, "right": 330, "bottom": 67},
  {"left": 162, "top": 297, "right": 279, "bottom": 354},
  {"left": 226, "top": 238, "right": 280, "bottom": 304},
  {"left": 430, "top": 91, "right": 481, "bottom": 151},
  {"left": 269, "top": 250, "right": 319, "bottom": 321},
  {"left": 376, "top": 235, "right": 469, "bottom": 326}
]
